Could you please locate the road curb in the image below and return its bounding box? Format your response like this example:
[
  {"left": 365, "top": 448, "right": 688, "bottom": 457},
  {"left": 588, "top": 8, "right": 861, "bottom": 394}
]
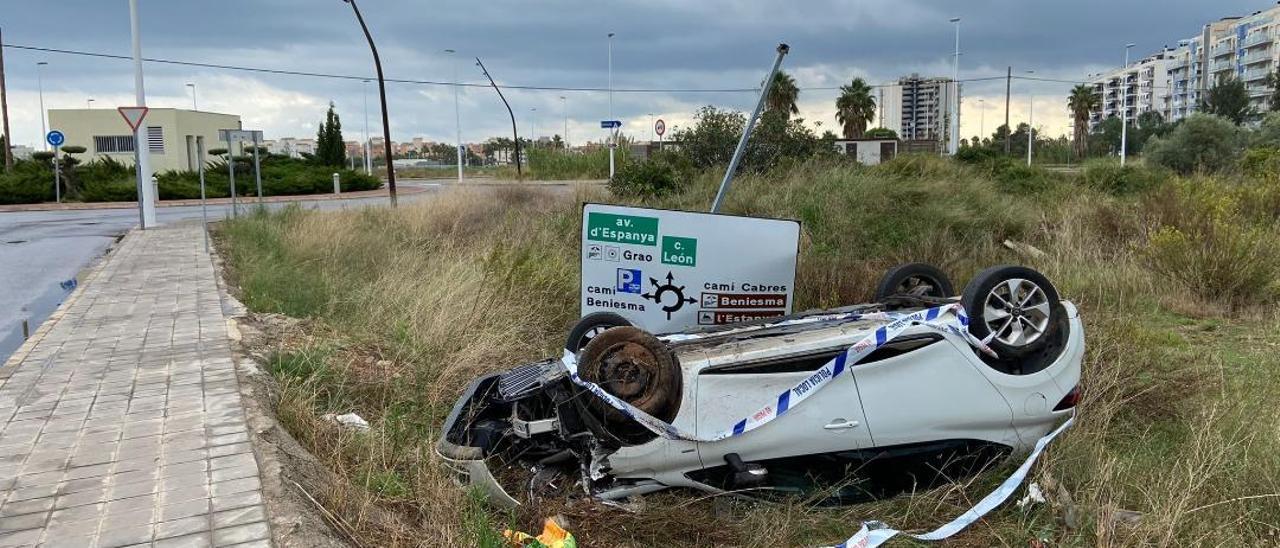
[{"left": 0, "top": 230, "right": 127, "bottom": 376}]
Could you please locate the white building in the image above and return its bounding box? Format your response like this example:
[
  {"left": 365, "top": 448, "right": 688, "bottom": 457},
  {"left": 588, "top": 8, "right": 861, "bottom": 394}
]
[
  {"left": 264, "top": 137, "right": 316, "bottom": 158},
  {"left": 878, "top": 74, "right": 959, "bottom": 148},
  {"left": 1087, "top": 6, "right": 1280, "bottom": 126},
  {"left": 1087, "top": 51, "right": 1174, "bottom": 131},
  {"left": 47, "top": 108, "right": 241, "bottom": 172},
  {"left": 1203, "top": 9, "right": 1280, "bottom": 116}
]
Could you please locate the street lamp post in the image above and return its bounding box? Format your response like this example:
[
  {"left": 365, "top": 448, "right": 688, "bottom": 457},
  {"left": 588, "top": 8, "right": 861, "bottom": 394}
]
[
  {"left": 343, "top": 0, "right": 398, "bottom": 206},
  {"left": 607, "top": 32, "right": 615, "bottom": 179},
  {"left": 128, "top": 0, "right": 156, "bottom": 229},
  {"left": 362, "top": 79, "right": 371, "bottom": 176},
  {"left": 1026, "top": 70, "right": 1035, "bottom": 167},
  {"left": 1121, "top": 43, "right": 1135, "bottom": 166},
  {"left": 445, "top": 49, "right": 462, "bottom": 182},
  {"left": 186, "top": 82, "right": 197, "bottom": 110},
  {"left": 36, "top": 62, "right": 47, "bottom": 151},
  {"left": 529, "top": 107, "right": 536, "bottom": 145},
  {"left": 475, "top": 57, "right": 521, "bottom": 177},
  {"left": 979, "top": 98, "right": 985, "bottom": 141},
  {"left": 560, "top": 95, "right": 568, "bottom": 150},
  {"left": 86, "top": 98, "right": 94, "bottom": 109},
  {"left": 950, "top": 17, "right": 961, "bottom": 155}
]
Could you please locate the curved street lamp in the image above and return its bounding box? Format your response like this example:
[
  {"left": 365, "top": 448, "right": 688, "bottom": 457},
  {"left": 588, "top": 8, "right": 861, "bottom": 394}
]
[{"left": 342, "top": 0, "right": 397, "bottom": 206}]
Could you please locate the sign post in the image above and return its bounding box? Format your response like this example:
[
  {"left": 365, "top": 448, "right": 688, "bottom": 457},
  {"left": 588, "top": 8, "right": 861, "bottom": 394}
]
[
  {"left": 196, "top": 135, "right": 208, "bottom": 252},
  {"left": 580, "top": 204, "right": 800, "bottom": 333},
  {"left": 117, "top": 106, "right": 151, "bottom": 228},
  {"left": 46, "top": 130, "right": 64, "bottom": 203},
  {"left": 601, "top": 120, "right": 622, "bottom": 155},
  {"left": 218, "top": 129, "right": 264, "bottom": 216}
]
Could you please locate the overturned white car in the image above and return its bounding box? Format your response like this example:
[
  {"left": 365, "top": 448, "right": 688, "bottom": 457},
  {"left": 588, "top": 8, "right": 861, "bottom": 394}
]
[{"left": 438, "top": 264, "right": 1082, "bottom": 506}]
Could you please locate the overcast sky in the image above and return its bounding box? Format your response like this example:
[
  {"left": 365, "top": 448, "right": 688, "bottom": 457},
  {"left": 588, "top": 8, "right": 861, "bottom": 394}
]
[{"left": 0, "top": 0, "right": 1268, "bottom": 148}]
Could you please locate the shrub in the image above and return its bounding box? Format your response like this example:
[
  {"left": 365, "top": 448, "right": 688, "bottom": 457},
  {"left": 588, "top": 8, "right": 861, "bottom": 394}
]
[
  {"left": 526, "top": 147, "right": 622, "bottom": 180},
  {"left": 994, "top": 163, "right": 1055, "bottom": 195},
  {"left": 1249, "top": 111, "right": 1280, "bottom": 149},
  {"left": 1079, "top": 160, "right": 1165, "bottom": 195},
  {"left": 609, "top": 154, "right": 684, "bottom": 197},
  {"left": 1141, "top": 179, "right": 1280, "bottom": 306},
  {"left": 1240, "top": 147, "right": 1280, "bottom": 179},
  {"left": 671, "top": 106, "right": 822, "bottom": 173},
  {"left": 0, "top": 159, "right": 55, "bottom": 204},
  {"left": 1144, "top": 114, "right": 1242, "bottom": 175},
  {"left": 954, "top": 145, "right": 1000, "bottom": 165}
]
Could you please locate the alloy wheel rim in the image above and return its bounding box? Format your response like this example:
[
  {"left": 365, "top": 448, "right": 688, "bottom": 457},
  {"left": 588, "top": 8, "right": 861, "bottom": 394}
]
[{"left": 982, "top": 278, "right": 1051, "bottom": 347}]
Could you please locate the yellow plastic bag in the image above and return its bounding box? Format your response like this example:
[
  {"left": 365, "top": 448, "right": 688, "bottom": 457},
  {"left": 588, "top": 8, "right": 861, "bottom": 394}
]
[{"left": 504, "top": 517, "right": 576, "bottom": 548}]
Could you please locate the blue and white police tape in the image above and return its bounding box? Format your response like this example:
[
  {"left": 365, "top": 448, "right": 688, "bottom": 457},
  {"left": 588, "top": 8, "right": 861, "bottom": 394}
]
[
  {"left": 827, "top": 413, "right": 1076, "bottom": 548},
  {"left": 560, "top": 303, "right": 998, "bottom": 443}
]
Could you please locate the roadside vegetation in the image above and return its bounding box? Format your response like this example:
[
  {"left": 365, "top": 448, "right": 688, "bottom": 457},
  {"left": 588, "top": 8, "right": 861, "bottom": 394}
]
[
  {"left": 218, "top": 147, "right": 1280, "bottom": 545},
  {"left": 0, "top": 152, "right": 379, "bottom": 205}
]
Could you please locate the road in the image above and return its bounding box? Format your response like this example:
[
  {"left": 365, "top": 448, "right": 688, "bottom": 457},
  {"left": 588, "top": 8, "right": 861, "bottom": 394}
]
[{"left": 0, "top": 185, "right": 440, "bottom": 363}]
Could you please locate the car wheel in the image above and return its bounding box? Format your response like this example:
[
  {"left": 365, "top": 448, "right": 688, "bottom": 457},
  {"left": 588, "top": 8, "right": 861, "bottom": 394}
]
[
  {"left": 565, "top": 312, "right": 631, "bottom": 352},
  {"left": 874, "top": 263, "right": 955, "bottom": 301},
  {"left": 961, "top": 265, "right": 1063, "bottom": 359},
  {"left": 577, "top": 326, "right": 682, "bottom": 444}
]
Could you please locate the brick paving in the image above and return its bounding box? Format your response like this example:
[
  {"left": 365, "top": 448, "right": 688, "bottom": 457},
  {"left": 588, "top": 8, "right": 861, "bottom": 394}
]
[{"left": 0, "top": 224, "right": 270, "bottom": 547}]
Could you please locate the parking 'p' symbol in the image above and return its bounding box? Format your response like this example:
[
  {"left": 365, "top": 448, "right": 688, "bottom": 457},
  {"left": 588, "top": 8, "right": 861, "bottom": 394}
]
[{"left": 616, "top": 268, "right": 642, "bottom": 294}]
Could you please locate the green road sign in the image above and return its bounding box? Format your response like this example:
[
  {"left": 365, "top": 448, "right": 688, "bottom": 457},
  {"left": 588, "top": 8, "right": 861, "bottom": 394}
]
[
  {"left": 662, "top": 236, "right": 697, "bottom": 267},
  {"left": 586, "top": 212, "right": 659, "bottom": 246}
]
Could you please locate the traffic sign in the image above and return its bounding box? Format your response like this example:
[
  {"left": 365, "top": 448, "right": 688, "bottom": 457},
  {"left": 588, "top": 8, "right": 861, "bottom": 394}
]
[
  {"left": 580, "top": 203, "right": 800, "bottom": 332},
  {"left": 117, "top": 106, "right": 150, "bottom": 132},
  {"left": 218, "top": 129, "right": 264, "bottom": 142},
  {"left": 600, "top": 120, "right": 622, "bottom": 129},
  {"left": 654, "top": 119, "right": 666, "bottom": 137},
  {"left": 45, "top": 130, "right": 65, "bottom": 147}
]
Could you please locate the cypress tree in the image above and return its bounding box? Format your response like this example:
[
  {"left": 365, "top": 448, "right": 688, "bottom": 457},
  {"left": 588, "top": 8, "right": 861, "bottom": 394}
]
[{"left": 315, "top": 102, "right": 346, "bottom": 166}]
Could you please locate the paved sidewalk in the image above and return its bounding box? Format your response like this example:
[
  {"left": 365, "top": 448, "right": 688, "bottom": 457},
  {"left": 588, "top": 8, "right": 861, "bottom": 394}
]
[{"left": 0, "top": 224, "right": 270, "bottom": 547}]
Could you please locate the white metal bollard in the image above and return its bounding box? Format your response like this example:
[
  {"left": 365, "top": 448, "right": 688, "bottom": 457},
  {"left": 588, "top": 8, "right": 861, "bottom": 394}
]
[
  {"left": 151, "top": 175, "right": 159, "bottom": 202},
  {"left": 333, "top": 173, "right": 341, "bottom": 195}
]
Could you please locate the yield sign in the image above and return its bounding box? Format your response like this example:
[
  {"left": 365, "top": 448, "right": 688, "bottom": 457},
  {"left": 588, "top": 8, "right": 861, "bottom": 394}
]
[{"left": 117, "top": 106, "right": 150, "bottom": 132}]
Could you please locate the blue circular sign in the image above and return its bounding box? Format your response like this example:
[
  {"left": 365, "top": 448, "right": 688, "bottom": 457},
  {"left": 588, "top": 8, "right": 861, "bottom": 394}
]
[{"left": 46, "top": 130, "right": 65, "bottom": 147}]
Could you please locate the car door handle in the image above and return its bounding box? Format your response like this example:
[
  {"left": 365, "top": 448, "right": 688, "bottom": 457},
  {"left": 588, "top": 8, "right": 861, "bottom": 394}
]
[{"left": 823, "top": 419, "right": 859, "bottom": 430}]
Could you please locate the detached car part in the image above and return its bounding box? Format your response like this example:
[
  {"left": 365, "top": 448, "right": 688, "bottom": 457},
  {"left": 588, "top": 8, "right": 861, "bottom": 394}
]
[{"left": 437, "top": 264, "right": 1083, "bottom": 506}]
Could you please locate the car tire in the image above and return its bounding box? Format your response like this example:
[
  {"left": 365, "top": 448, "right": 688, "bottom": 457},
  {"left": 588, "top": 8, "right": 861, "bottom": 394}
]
[
  {"left": 577, "top": 326, "right": 682, "bottom": 444},
  {"left": 565, "top": 312, "right": 631, "bottom": 352},
  {"left": 960, "top": 265, "right": 1063, "bottom": 359},
  {"left": 874, "top": 263, "right": 955, "bottom": 301}
]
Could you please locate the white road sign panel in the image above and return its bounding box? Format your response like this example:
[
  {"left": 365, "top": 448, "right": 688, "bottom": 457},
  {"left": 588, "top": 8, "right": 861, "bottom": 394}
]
[
  {"left": 219, "top": 129, "right": 264, "bottom": 142},
  {"left": 580, "top": 203, "right": 800, "bottom": 333}
]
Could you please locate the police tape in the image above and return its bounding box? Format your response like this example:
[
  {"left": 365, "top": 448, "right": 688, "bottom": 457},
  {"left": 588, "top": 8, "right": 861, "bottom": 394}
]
[
  {"left": 827, "top": 413, "right": 1075, "bottom": 548},
  {"left": 560, "top": 304, "right": 998, "bottom": 443}
]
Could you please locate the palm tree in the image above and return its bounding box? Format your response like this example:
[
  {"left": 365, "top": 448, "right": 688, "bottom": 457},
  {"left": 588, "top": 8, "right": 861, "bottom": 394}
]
[
  {"left": 1067, "top": 84, "right": 1100, "bottom": 159},
  {"left": 835, "top": 78, "right": 877, "bottom": 139},
  {"left": 765, "top": 71, "right": 800, "bottom": 118}
]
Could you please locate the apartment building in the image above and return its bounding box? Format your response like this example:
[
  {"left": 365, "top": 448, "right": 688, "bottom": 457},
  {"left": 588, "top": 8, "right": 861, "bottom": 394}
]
[
  {"left": 1087, "top": 52, "right": 1174, "bottom": 131},
  {"left": 1084, "top": 4, "right": 1280, "bottom": 127},
  {"left": 1203, "top": 8, "right": 1280, "bottom": 115},
  {"left": 878, "top": 74, "right": 959, "bottom": 146},
  {"left": 264, "top": 137, "right": 316, "bottom": 158}
]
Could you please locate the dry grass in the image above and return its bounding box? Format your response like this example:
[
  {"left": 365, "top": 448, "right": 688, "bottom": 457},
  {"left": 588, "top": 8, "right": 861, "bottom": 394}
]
[{"left": 218, "top": 158, "right": 1280, "bottom": 547}]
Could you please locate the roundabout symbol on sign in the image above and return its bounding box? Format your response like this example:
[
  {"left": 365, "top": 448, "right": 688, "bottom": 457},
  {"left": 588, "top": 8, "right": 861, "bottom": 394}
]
[
  {"left": 46, "top": 130, "right": 65, "bottom": 147},
  {"left": 642, "top": 271, "right": 696, "bottom": 320}
]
